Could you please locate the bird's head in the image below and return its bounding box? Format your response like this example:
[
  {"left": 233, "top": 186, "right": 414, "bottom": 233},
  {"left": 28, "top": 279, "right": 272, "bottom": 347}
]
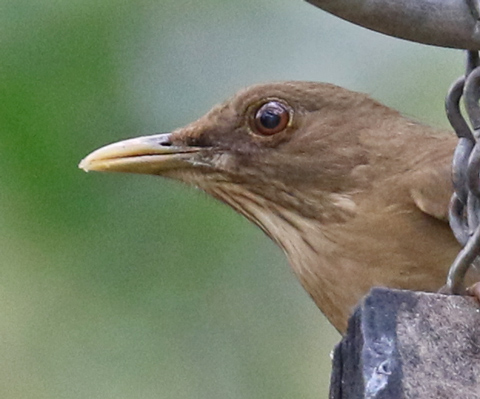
[
  {"left": 80, "top": 82, "right": 395, "bottom": 226},
  {"left": 80, "top": 81, "right": 457, "bottom": 332}
]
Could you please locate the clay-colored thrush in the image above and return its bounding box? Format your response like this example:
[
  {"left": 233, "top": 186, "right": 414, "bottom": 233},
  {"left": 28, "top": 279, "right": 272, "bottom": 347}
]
[{"left": 80, "top": 82, "right": 464, "bottom": 333}]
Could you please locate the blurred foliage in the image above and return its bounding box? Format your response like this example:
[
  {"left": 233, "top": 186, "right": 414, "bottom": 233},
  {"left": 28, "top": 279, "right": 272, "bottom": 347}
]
[{"left": 0, "top": 0, "right": 466, "bottom": 398}]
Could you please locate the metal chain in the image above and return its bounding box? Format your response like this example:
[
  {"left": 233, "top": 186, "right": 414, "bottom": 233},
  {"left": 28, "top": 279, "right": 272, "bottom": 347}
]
[{"left": 446, "top": 50, "right": 480, "bottom": 294}]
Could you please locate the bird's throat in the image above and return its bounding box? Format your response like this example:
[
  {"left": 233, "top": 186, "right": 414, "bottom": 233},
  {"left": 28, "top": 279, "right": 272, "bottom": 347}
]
[{"left": 208, "top": 182, "right": 360, "bottom": 331}]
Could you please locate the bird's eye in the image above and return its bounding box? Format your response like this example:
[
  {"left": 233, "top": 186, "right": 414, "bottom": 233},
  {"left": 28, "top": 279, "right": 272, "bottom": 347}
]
[{"left": 253, "top": 101, "right": 290, "bottom": 135}]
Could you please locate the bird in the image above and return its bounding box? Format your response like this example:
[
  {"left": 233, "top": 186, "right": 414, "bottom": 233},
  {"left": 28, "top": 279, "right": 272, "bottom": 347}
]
[{"left": 80, "top": 81, "right": 468, "bottom": 333}]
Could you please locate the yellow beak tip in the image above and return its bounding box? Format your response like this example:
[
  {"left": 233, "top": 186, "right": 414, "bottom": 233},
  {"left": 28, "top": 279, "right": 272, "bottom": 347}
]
[{"left": 78, "top": 157, "right": 94, "bottom": 172}]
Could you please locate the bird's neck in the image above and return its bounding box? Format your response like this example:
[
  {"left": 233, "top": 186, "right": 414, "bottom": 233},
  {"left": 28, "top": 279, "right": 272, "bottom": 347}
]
[
  {"left": 248, "top": 201, "right": 363, "bottom": 332},
  {"left": 210, "top": 183, "right": 359, "bottom": 331}
]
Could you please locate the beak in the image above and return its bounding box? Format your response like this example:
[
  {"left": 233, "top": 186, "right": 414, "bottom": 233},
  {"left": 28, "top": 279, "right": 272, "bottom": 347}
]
[{"left": 79, "top": 133, "right": 201, "bottom": 175}]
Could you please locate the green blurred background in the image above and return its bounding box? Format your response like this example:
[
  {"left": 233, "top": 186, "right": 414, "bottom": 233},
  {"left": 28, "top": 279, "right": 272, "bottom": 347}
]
[{"left": 0, "top": 0, "right": 465, "bottom": 398}]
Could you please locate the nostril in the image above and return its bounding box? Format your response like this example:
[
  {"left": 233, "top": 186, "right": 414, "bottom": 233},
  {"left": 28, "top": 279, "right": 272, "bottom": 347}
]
[{"left": 158, "top": 138, "right": 172, "bottom": 147}]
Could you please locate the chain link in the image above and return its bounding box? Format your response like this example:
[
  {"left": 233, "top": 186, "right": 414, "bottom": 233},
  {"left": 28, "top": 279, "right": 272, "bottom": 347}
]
[{"left": 446, "top": 51, "right": 480, "bottom": 294}]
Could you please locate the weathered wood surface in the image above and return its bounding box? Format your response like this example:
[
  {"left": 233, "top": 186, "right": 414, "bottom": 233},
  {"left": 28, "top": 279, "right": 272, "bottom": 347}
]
[{"left": 330, "top": 288, "right": 480, "bottom": 399}]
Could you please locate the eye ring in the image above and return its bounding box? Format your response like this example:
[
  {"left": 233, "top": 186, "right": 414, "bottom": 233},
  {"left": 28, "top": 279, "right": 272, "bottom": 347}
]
[{"left": 252, "top": 101, "right": 291, "bottom": 136}]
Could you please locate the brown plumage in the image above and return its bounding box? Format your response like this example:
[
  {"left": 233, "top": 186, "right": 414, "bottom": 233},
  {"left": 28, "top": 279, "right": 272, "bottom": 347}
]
[{"left": 80, "top": 81, "right": 463, "bottom": 333}]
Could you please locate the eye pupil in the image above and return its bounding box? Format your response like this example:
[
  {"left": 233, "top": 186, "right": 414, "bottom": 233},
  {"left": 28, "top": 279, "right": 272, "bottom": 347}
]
[
  {"left": 259, "top": 110, "right": 281, "bottom": 129},
  {"left": 253, "top": 101, "right": 291, "bottom": 135}
]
